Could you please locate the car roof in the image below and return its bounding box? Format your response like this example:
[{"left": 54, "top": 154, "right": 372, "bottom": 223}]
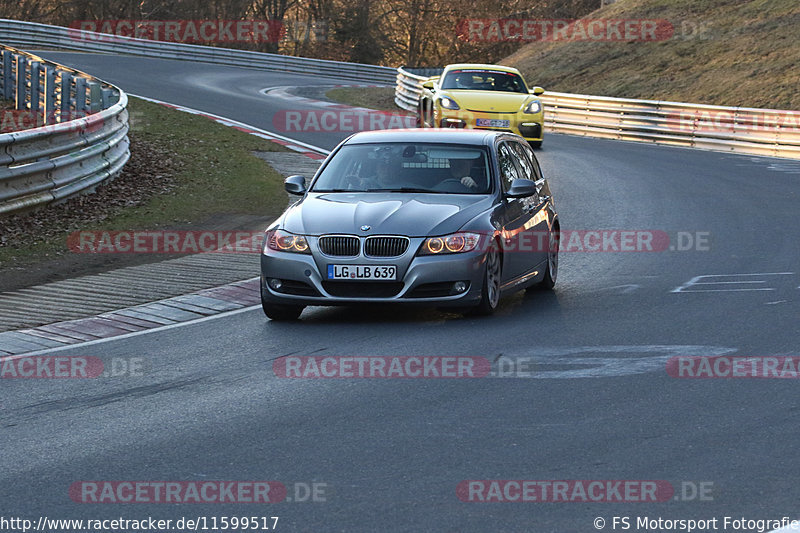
[
  {"left": 343, "top": 129, "right": 509, "bottom": 146},
  {"left": 442, "top": 63, "right": 523, "bottom": 76}
]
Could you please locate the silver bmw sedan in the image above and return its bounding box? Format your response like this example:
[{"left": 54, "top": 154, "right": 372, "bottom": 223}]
[{"left": 260, "top": 129, "right": 559, "bottom": 320}]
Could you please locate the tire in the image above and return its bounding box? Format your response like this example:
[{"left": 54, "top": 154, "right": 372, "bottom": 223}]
[
  {"left": 470, "top": 240, "right": 502, "bottom": 315},
  {"left": 261, "top": 285, "right": 304, "bottom": 320},
  {"left": 534, "top": 225, "right": 558, "bottom": 290},
  {"left": 529, "top": 140, "right": 543, "bottom": 149}
]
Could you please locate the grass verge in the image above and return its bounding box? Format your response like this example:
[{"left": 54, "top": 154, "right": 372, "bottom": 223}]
[
  {"left": 0, "top": 96, "right": 290, "bottom": 288},
  {"left": 325, "top": 87, "right": 402, "bottom": 112}
]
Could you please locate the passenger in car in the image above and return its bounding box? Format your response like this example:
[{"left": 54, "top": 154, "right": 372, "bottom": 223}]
[{"left": 354, "top": 158, "right": 397, "bottom": 190}]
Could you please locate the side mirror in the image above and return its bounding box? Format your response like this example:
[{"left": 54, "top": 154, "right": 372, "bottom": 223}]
[
  {"left": 505, "top": 178, "right": 538, "bottom": 198},
  {"left": 285, "top": 175, "right": 307, "bottom": 195},
  {"left": 530, "top": 86, "right": 545, "bottom": 96},
  {"left": 421, "top": 80, "right": 435, "bottom": 90}
]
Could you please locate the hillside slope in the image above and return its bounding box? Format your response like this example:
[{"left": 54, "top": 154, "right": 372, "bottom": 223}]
[{"left": 502, "top": 0, "right": 800, "bottom": 110}]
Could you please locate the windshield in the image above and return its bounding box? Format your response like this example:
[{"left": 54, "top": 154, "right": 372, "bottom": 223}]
[
  {"left": 311, "top": 143, "right": 493, "bottom": 194},
  {"left": 440, "top": 69, "right": 528, "bottom": 93}
]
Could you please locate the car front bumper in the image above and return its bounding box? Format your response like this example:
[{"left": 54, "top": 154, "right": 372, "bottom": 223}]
[
  {"left": 438, "top": 110, "right": 544, "bottom": 142},
  {"left": 260, "top": 240, "right": 488, "bottom": 307}
]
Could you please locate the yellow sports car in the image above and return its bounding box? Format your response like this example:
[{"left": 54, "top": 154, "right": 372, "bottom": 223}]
[{"left": 418, "top": 64, "right": 545, "bottom": 147}]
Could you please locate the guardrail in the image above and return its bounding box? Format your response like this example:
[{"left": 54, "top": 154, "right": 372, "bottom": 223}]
[
  {"left": 395, "top": 67, "right": 439, "bottom": 112},
  {"left": 0, "top": 19, "right": 397, "bottom": 84},
  {"left": 396, "top": 67, "right": 800, "bottom": 160},
  {"left": 0, "top": 45, "right": 129, "bottom": 215}
]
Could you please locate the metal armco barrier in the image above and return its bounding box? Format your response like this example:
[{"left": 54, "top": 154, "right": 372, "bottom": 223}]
[
  {"left": 0, "top": 45, "right": 129, "bottom": 215},
  {"left": 0, "top": 19, "right": 397, "bottom": 84},
  {"left": 396, "top": 67, "right": 800, "bottom": 160},
  {"left": 395, "top": 67, "right": 441, "bottom": 112}
]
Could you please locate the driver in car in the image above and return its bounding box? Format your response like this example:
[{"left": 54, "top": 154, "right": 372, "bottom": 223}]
[{"left": 449, "top": 158, "right": 483, "bottom": 191}]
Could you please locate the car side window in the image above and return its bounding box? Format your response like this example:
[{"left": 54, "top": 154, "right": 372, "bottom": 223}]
[
  {"left": 509, "top": 142, "right": 535, "bottom": 181},
  {"left": 497, "top": 142, "right": 521, "bottom": 192},
  {"left": 526, "top": 146, "right": 544, "bottom": 182}
]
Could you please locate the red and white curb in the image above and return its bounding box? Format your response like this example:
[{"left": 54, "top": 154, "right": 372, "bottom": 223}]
[
  {"left": 0, "top": 278, "right": 262, "bottom": 357},
  {"left": 131, "top": 94, "right": 330, "bottom": 160}
]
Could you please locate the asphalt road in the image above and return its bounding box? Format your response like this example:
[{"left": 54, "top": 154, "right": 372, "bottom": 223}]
[{"left": 1, "top": 52, "right": 799, "bottom": 532}]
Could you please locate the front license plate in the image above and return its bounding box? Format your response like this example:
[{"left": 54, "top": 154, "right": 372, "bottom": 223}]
[
  {"left": 328, "top": 264, "right": 397, "bottom": 281},
  {"left": 476, "top": 118, "right": 510, "bottom": 128}
]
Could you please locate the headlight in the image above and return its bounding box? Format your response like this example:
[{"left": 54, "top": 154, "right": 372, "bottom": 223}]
[
  {"left": 264, "top": 230, "right": 310, "bottom": 254},
  {"left": 523, "top": 100, "right": 542, "bottom": 114},
  {"left": 439, "top": 97, "right": 460, "bottom": 110},
  {"left": 419, "top": 232, "right": 481, "bottom": 255}
]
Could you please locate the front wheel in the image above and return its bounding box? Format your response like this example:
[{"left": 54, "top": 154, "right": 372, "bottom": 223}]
[
  {"left": 533, "top": 226, "right": 558, "bottom": 290},
  {"left": 469, "top": 240, "right": 502, "bottom": 315},
  {"left": 261, "top": 285, "right": 304, "bottom": 320},
  {"left": 262, "top": 302, "right": 304, "bottom": 321},
  {"left": 529, "top": 140, "right": 543, "bottom": 149}
]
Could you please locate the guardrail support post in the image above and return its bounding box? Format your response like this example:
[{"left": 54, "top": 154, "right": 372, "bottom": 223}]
[
  {"left": 2, "top": 50, "right": 14, "bottom": 100},
  {"left": 30, "top": 61, "right": 42, "bottom": 126},
  {"left": 75, "top": 77, "right": 87, "bottom": 115},
  {"left": 88, "top": 82, "right": 102, "bottom": 113},
  {"left": 43, "top": 66, "right": 57, "bottom": 125},
  {"left": 101, "top": 88, "right": 113, "bottom": 108},
  {"left": 15, "top": 55, "right": 28, "bottom": 110},
  {"left": 59, "top": 71, "right": 73, "bottom": 122}
]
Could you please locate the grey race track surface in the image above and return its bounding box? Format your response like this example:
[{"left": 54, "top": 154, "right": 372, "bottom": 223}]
[
  {"left": 1, "top": 52, "right": 799, "bottom": 531},
  {"left": 37, "top": 51, "right": 360, "bottom": 150}
]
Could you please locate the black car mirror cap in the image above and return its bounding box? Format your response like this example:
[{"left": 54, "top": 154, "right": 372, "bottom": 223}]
[
  {"left": 285, "top": 175, "right": 307, "bottom": 195},
  {"left": 505, "top": 178, "right": 538, "bottom": 198}
]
